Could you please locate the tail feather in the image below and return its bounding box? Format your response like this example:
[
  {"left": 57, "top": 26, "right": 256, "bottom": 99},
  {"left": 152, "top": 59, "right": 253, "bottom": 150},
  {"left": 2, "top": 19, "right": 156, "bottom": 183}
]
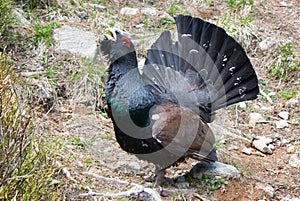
[{"left": 143, "top": 15, "right": 259, "bottom": 122}]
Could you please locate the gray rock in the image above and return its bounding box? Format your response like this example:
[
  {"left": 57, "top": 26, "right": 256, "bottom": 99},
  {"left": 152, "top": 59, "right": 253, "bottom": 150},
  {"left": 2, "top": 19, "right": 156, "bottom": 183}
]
[
  {"left": 242, "top": 147, "right": 252, "bottom": 155},
  {"left": 141, "top": 8, "right": 157, "bottom": 16},
  {"left": 254, "top": 151, "right": 266, "bottom": 157},
  {"left": 115, "top": 160, "right": 141, "bottom": 174},
  {"left": 289, "top": 154, "right": 300, "bottom": 168},
  {"left": 53, "top": 26, "right": 97, "bottom": 59},
  {"left": 237, "top": 102, "right": 246, "bottom": 109},
  {"left": 175, "top": 182, "right": 190, "bottom": 188},
  {"left": 276, "top": 120, "right": 289, "bottom": 129},
  {"left": 287, "top": 145, "right": 295, "bottom": 154},
  {"left": 259, "top": 37, "right": 278, "bottom": 51},
  {"left": 252, "top": 138, "right": 273, "bottom": 154},
  {"left": 249, "top": 113, "right": 265, "bottom": 126},
  {"left": 176, "top": 175, "right": 186, "bottom": 183},
  {"left": 255, "top": 136, "right": 273, "bottom": 145},
  {"left": 286, "top": 98, "right": 299, "bottom": 107},
  {"left": 120, "top": 7, "right": 139, "bottom": 15},
  {"left": 191, "top": 162, "right": 240, "bottom": 179},
  {"left": 289, "top": 198, "right": 300, "bottom": 201},
  {"left": 12, "top": 8, "right": 31, "bottom": 25},
  {"left": 263, "top": 185, "right": 275, "bottom": 197},
  {"left": 268, "top": 144, "right": 275, "bottom": 150},
  {"left": 255, "top": 183, "right": 275, "bottom": 198},
  {"left": 279, "top": 111, "right": 289, "bottom": 120},
  {"left": 88, "top": 3, "right": 106, "bottom": 11}
]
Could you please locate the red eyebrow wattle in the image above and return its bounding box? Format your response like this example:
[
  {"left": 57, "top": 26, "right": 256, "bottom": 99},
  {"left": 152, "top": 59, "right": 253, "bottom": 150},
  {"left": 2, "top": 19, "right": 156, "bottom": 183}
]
[{"left": 121, "top": 37, "right": 131, "bottom": 48}]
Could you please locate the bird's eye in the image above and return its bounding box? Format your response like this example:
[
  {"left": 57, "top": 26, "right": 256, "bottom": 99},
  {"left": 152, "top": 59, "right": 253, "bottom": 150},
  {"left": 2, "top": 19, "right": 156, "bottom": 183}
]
[{"left": 121, "top": 37, "right": 131, "bottom": 48}]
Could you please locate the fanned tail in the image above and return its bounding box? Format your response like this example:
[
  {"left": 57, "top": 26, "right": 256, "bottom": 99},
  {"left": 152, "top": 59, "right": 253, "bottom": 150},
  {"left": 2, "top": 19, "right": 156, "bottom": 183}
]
[{"left": 143, "top": 15, "right": 259, "bottom": 122}]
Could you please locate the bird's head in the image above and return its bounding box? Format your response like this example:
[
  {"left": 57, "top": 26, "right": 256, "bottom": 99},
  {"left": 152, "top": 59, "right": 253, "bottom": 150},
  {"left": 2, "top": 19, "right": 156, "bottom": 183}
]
[{"left": 100, "top": 28, "right": 136, "bottom": 63}]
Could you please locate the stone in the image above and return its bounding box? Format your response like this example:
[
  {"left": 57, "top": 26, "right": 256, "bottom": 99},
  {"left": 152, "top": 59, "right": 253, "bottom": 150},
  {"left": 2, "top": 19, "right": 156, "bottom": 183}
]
[
  {"left": 249, "top": 113, "right": 265, "bottom": 127},
  {"left": 286, "top": 98, "right": 299, "bottom": 107},
  {"left": 141, "top": 8, "right": 157, "bottom": 16},
  {"left": 276, "top": 120, "right": 289, "bottom": 129},
  {"left": 255, "top": 151, "right": 266, "bottom": 157},
  {"left": 255, "top": 183, "right": 275, "bottom": 198},
  {"left": 191, "top": 162, "right": 240, "bottom": 179},
  {"left": 237, "top": 102, "right": 246, "bottom": 109},
  {"left": 287, "top": 145, "right": 295, "bottom": 154},
  {"left": 289, "top": 154, "right": 300, "bottom": 168},
  {"left": 88, "top": 3, "right": 106, "bottom": 11},
  {"left": 268, "top": 144, "right": 275, "bottom": 150},
  {"left": 278, "top": 111, "right": 289, "bottom": 120},
  {"left": 263, "top": 185, "right": 275, "bottom": 197},
  {"left": 252, "top": 138, "right": 273, "bottom": 154},
  {"left": 53, "top": 26, "right": 97, "bottom": 59},
  {"left": 176, "top": 175, "right": 186, "bottom": 183},
  {"left": 259, "top": 37, "right": 278, "bottom": 51},
  {"left": 115, "top": 160, "right": 141, "bottom": 174},
  {"left": 120, "top": 7, "right": 139, "bottom": 15},
  {"left": 175, "top": 182, "right": 190, "bottom": 188},
  {"left": 242, "top": 147, "right": 252, "bottom": 155},
  {"left": 228, "top": 145, "right": 239, "bottom": 150},
  {"left": 12, "top": 8, "right": 31, "bottom": 25},
  {"left": 255, "top": 136, "right": 273, "bottom": 145}
]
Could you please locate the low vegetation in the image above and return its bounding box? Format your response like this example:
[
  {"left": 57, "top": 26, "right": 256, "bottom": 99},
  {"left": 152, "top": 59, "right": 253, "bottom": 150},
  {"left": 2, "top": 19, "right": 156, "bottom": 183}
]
[{"left": 0, "top": 50, "right": 60, "bottom": 200}]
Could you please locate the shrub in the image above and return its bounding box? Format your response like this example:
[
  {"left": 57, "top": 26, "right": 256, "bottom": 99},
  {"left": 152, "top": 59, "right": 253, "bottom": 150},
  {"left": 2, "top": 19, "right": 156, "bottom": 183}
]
[
  {"left": 0, "top": 50, "right": 59, "bottom": 200},
  {"left": 0, "top": 0, "right": 13, "bottom": 36}
]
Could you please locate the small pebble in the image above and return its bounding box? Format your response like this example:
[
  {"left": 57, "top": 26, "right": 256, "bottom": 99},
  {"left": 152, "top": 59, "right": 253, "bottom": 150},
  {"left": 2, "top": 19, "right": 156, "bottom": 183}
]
[
  {"left": 279, "top": 111, "right": 289, "bottom": 120},
  {"left": 287, "top": 145, "right": 295, "bottom": 154},
  {"left": 120, "top": 7, "right": 139, "bottom": 15},
  {"left": 268, "top": 144, "right": 275, "bottom": 150},
  {"left": 289, "top": 154, "right": 300, "bottom": 168},
  {"left": 259, "top": 37, "right": 278, "bottom": 51},
  {"left": 175, "top": 182, "right": 190, "bottom": 188},
  {"left": 237, "top": 102, "right": 246, "bottom": 109},
  {"left": 276, "top": 120, "right": 288, "bottom": 129},
  {"left": 286, "top": 98, "right": 298, "bottom": 107},
  {"left": 141, "top": 8, "right": 157, "bottom": 16},
  {"left": 242, "top": 147, "right": 252, "bottom": 155}
]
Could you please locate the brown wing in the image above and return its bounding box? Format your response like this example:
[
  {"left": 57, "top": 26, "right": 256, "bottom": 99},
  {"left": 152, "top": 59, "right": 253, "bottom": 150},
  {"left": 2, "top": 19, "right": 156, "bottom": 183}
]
[{"left": 151, "top": 104, "right": 216, "bottom": 162}]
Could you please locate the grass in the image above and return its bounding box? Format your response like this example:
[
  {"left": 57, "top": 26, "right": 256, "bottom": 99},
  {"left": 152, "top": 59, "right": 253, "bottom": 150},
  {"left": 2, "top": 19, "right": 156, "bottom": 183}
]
[
  {"left": 71, "top": 137, "right": 85, "bottom": 150},
  {"left": 226, "top": 0, "right": 254, "bottom": 10},
  {"left": 271, "top": 43, "right": 300, "bottom": 82},
  {"left": 278, "top": 88, "right": 298, "bottom": 100},
  {"left": 101, "top": 133, "right": 112, "bottom": 139},
  {"left": 214, "top": 5, "right": 256, "bottom": 50},
  {"left": 32, "top": 22, "right": 60, "bottom": 47},
  {"left": 0, "top": 49, "right": 60, "bottom": 200},
  {"left": 0, "top": 0, "right": 13, "bottom": 36},
  {"left": 167, "top": 3, "right": 181, "bottom": 16},
  {"left": 46, "top": 67, "right": 58, "bottom": 84},
  {"left": 15, "top": 0, "right": 58, "bottom": 10},
  {"left": 185, "top": 172, "right": 227, "bottom": 191}
]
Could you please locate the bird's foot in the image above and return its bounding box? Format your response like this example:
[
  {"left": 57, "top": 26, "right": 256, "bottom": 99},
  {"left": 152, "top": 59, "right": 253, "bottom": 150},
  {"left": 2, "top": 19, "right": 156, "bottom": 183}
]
[{"left": 154, "top": 167, "right": 165, "bottom": 194}]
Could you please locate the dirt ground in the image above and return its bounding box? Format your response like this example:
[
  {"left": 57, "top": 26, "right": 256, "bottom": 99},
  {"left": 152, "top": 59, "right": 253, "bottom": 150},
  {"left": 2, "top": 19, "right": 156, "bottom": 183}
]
[{"left": 8, "top": 0, "right": 300, "bottom": 200}]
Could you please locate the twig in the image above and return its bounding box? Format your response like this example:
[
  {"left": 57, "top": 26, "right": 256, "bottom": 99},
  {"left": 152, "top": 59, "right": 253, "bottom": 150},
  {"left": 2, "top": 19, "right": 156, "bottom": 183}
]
[
  {"left": 82, "top": 172, "right": 129, "bottom": 186},
  {"left": 80, "top": 172, "right": 161, "bottom": 201},
  {"left": 260, "top": 90, "right": 274, "bottom": 104},
  {"left": 55, "top": 161, "right": 78, "bottom": 183},
  {"left": 235, "top": 105, "right": 239, "bottom": 128}
]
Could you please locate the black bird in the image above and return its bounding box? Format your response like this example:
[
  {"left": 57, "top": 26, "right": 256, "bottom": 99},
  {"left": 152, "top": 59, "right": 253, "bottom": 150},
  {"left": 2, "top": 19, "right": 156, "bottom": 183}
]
[{"left": 100, "top": 15, "right": 259, "bottom": 186}]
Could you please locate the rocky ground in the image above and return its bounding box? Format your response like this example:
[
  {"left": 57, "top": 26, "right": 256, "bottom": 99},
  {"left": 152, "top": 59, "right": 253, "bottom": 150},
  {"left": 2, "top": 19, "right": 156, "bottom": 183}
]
[{"left": 6, "top": 0, "right": 300, "bottom": 200}]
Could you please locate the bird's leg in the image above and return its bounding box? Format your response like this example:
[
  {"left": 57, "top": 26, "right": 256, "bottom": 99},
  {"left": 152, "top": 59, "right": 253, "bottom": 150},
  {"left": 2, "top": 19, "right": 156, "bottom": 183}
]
[{"left": 154, "top": 166, "right": 165, "bottom": 189}]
